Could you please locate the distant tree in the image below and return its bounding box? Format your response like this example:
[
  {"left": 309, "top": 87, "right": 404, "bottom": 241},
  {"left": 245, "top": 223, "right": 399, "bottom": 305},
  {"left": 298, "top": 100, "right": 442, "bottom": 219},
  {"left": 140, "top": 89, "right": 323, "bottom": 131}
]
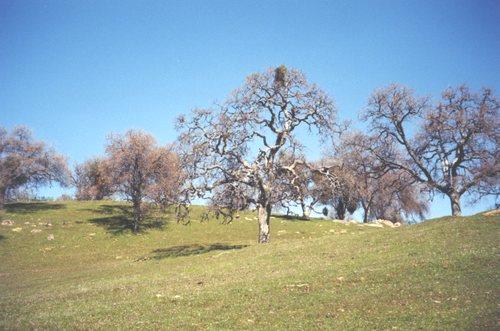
[
  {"left": 311, "top": 158, "right": 358, "bottom": 220},
  {"left": 177, "top": 66, "right": 339, "bottom": 243},
  {"left": 73, "top": 157, "right": 112, "bottom": 200},
  {"left": 364, "top": 85, "right": 499, "bottom": 216},
  {"left": 0, "top": 126, "right": 70, "bottom": 209},
  {"left": 105, "top": 130, "right": 182, "bottom": 232},
  {"left": 368, "top": 171, "right": 428, "bottom": 223},
  {"left": 321, "top": 132, "right": 428, "bottom": 223},
  {"left": 274, "top": 153, "right": 318, "bottom": 219}
]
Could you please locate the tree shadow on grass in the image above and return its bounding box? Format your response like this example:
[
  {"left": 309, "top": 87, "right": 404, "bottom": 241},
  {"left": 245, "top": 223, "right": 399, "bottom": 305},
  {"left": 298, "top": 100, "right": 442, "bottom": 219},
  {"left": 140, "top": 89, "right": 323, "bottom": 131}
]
[
  {"left": 0, "top": 234, "right": 6, "bottom": 241},
  {"left": 5, "top": 202, "right": 66, "bottom": 214},
  {"left": 148, "top": 243, "right": 248, "bottom": 260},
  {"left": 82, "top": 204, "right": 131, "bottom": 215},
  {"left": 89, "top": 215, "right": 167, "bottom": 235}
]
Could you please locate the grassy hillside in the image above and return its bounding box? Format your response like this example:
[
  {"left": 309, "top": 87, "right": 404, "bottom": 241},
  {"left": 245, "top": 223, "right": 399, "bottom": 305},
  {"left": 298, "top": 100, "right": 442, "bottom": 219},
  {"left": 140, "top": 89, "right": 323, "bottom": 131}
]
[{"left": 0, "top": 201, "right": 498, "bottom": 330}]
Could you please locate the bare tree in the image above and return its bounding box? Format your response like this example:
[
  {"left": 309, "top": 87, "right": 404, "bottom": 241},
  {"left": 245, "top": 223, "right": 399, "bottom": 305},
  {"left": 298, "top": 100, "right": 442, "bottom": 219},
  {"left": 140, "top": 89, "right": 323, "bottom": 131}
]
[
  {"left": 369, "top": 171, "right": 428, "bottom": 223},
  {"left": 177, "top": 66, "right": 338, "bottom": 243},
  {"left": 364, "top": 85, "right": 499, "bottom": 216},
  {"left": 73, "top": 157, "right": 112, "bottom": 200},
  {"left": 105, "top": 130, "right": 182, "bottom": 232},
  {"left": 273, "top": 153, "right": 318, "bottom": 219},
  {"left": 0, "top": 126, "right": 70, "bottom": 208},
  {"left": 322, "top": 132, "right": 428, "bottom": 223},
  {"left": 310, "top": 158, "right": 358, "bottom": 220}
]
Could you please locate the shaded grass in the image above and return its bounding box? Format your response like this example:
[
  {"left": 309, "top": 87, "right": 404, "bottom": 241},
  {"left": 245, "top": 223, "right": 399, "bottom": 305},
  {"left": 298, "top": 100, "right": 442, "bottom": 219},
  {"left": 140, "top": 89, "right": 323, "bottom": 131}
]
[
  {"left": 0, "top": 200, "right": 498, "bottom": 330},
  {"left": 5, "top": 202, "right": 66, "bottom": 213},
  {"left": 149, "top": 243, "right": 248, "bottom": 259},
  {"left": 89, "top": 215, "right": 167, "bottom": 235}
]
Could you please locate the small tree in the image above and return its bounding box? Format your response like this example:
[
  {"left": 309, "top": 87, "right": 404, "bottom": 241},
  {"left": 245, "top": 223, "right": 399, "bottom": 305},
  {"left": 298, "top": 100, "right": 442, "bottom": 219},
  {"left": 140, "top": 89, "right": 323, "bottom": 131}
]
[
  {"left": 368, "top": 171, "right": 428, "bottom": 223},
  {"left": 320, "top": 132, "right": 428, "bottom": 223},
  {"left": 310, "top": 158, "right": 358, "bottom": 220},
  {"left": 105, "top": 130, "right": 182, "bottom": 232},
  {"left": 73, "top": 157, "right": 112, "bottom": 200},
  {"left": 177, "top": 66, "right": 338, "bottom": 243},
  {"left": 364, "top": 85, "right": 499, "bottom": 216},
  {"left": 274, "top": 153, "right": 318, "bottom": 219},
  {"left": 0, "top": 126, "right": 70, "bottom": 208}
]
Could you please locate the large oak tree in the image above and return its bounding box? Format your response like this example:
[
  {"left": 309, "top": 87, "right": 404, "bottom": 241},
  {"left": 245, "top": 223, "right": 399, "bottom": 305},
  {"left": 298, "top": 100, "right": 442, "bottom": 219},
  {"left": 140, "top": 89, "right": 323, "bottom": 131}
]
[
  {"left": 363, "top": 85, "right": 499, "bottom": 216},
  {"left": 177, "top": 66, "right": 338, "bottom": 243}
]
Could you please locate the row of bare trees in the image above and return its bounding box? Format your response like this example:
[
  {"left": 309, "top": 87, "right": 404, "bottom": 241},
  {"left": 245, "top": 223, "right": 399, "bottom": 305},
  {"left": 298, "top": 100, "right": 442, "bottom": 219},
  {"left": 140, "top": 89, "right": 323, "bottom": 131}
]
[
  {"left": 176, "top": 66, "right": 498, "bottom": 242},
  {"left": 1, "top": 66, "right": 498, "bottom": 242}
]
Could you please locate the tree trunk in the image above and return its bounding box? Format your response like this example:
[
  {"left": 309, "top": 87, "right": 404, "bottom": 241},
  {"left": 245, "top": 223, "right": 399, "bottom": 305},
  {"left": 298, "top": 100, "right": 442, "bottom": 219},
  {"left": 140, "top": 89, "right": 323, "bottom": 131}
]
[
  {"left": 0, "top": 187, "right": 5, "bottom": 210},
  {"left": 132, "top": 199, "right": 141, "bottom": 232},
  {"left": 362, "top": 206, "right": 369, "bottom": 223},
  {"left": 335, "top": 199, "right": 346, "bottom": 220},
  {"left": 258, "top": 203, "right": 271, "bottom": 243},
  {"left": 449, "top": 192, "right": 462, "bottom": 216},
  {"left": 300, "top": 201, "right": 310, "bottom": 220}
]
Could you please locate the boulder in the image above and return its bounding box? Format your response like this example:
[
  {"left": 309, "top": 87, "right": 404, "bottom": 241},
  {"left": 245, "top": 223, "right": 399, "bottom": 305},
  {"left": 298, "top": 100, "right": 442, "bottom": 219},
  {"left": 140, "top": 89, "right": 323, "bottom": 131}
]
[{"left": 1, "top": 220, "right": 14, "bottom": 226}]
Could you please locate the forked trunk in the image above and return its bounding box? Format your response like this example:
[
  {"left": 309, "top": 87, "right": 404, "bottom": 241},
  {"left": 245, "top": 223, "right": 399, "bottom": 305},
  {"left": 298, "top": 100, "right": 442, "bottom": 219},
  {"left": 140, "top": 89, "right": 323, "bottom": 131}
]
[
  {"left": 258, "top": 203, "right": 271, "bottom": 243},
  {"left": 449, "top": 192, "right": 462, "bottom": 217}
]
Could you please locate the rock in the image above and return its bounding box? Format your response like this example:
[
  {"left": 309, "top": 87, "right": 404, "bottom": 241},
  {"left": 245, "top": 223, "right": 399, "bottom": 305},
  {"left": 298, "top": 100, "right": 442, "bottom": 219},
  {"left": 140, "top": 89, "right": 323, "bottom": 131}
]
[
  {"left": 286, "top": 283, "right": 309, "bottom": 288},
  {"left": 11, "top": 227, "right": 22, "bottom": 232},
  {"left": 339, "top": 229, "right": 348, "bottom": 234},
  {"left": 378, "top": 220, "right": 395, "bottom": 227},
  {"left": 24, "top": 221, "right": 30, "bottom": 225},
  {"left": 483, "top": 209, "right": 500, "bottom": 216},
  {"left": 393, "top": 222, "right": 402, "bottom": 227},
  {"left": 366, "top": 223, "right": 383, "bottom": 228},
  {"left": 47, "top": 234, "right": 55, "bottom": 241},
  {"left": 244, "top": 217, "right": 252, "bottom": 221},
  {"left": 31, "top": 229, "right": 42, "bottom": 233},
  {"left": 1, "top": 220, "right": 14, "bottom": 226}
]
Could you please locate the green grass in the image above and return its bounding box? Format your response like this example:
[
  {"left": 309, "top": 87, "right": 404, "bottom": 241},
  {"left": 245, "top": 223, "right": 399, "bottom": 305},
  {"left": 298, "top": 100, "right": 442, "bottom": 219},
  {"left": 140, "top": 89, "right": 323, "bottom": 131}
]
[{"left": 0, "top": 200, "right": 498, "bottom": 330}]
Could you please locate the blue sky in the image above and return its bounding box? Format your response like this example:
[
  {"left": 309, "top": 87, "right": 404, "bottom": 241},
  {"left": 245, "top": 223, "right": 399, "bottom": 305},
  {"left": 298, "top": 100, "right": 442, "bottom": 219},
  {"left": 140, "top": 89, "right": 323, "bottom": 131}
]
[{"left": 1, "top": 0, "right": 499, "bottom": 218}]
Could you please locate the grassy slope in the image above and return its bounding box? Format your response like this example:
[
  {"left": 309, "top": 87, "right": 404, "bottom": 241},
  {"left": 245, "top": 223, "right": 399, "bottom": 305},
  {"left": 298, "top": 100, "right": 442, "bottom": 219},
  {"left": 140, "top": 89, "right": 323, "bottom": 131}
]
[{"left": 0, "top": 201, "right": 498, "bottom": 330}]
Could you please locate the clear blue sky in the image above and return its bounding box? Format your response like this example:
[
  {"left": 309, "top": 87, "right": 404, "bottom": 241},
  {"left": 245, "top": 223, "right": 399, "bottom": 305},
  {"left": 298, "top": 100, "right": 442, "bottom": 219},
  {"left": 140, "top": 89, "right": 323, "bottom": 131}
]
[{"left": 1, "top": 0, "right": 499, "bottom": 218}]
